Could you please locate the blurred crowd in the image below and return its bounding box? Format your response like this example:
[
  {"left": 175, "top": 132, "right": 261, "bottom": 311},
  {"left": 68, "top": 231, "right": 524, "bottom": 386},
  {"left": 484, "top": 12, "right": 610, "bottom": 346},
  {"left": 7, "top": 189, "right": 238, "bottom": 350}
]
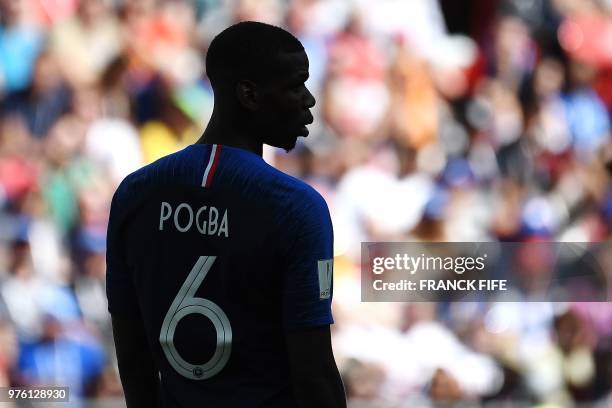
[{"left": 0, "top": 0, "right": 612, "bottom": 406}]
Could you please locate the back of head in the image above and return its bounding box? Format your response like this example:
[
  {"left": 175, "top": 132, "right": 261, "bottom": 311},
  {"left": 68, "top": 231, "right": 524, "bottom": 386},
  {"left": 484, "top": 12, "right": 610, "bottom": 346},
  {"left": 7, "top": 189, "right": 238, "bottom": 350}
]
[{"left": 206, "top": 21, "right": 304, "bottom": 93}]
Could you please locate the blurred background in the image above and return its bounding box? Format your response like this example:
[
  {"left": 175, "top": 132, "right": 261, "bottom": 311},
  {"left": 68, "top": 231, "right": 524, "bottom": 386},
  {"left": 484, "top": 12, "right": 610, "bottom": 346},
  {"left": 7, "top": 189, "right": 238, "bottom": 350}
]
[{"left": 0, "top": 0, "right": 612, "bottom": 406}]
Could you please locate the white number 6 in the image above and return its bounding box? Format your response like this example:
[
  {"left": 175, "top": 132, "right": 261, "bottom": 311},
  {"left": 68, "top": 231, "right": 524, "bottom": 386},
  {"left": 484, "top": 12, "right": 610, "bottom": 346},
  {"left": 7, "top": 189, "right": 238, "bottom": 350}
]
[{"left": 159, "top": 256, "right": 232, "bottom": 380}]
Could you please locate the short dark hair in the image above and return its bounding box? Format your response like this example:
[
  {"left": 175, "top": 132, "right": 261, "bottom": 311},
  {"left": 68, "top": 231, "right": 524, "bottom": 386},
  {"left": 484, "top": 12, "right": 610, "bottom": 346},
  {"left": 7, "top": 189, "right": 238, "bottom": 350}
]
[{"left": 205, "top": 21, "right": 304, "bottom": 90}]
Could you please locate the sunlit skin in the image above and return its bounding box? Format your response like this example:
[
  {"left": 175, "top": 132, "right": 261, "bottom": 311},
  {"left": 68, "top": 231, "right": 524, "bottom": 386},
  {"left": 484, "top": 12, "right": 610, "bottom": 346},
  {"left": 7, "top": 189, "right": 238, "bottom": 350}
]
[{"left": 198, "top": 50, "right": 316, "bottom": 155}]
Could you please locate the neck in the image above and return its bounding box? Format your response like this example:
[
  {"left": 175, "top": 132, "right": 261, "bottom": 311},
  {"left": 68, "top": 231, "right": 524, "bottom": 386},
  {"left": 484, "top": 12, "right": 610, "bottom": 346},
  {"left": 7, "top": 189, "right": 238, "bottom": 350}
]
[{"left": 196, "top": 111, "right": 263, "bottom": 156}]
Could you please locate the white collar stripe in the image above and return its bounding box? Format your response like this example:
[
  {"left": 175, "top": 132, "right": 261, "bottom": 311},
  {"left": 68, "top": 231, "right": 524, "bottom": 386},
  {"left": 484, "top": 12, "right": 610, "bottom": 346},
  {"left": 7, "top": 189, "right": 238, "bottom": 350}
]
[{"left": 201, "top": 144, "right": 219, "bottom": 187}]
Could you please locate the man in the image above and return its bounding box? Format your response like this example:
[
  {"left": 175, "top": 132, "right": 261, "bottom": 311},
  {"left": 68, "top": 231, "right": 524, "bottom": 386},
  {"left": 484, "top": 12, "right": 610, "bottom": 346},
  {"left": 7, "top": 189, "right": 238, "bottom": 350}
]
[{"left": 106, "top": 21, "right": 346, "bottom": 407}]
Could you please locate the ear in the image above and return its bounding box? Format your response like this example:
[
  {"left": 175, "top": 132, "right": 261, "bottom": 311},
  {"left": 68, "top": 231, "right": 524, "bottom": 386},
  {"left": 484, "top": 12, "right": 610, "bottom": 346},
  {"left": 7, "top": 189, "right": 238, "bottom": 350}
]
[{"left": 235, "top": 80, "right": 259, "bottom": 111}]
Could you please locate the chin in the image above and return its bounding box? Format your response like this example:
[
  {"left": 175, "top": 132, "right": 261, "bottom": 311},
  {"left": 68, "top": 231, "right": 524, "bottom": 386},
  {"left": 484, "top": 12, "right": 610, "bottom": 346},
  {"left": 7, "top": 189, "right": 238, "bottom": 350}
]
[
  {"left": 282, "top": 139, "right": 298, "bottom": 153},
  {"left": 268, "top": 135, "right": 299, "bottom": 152}
]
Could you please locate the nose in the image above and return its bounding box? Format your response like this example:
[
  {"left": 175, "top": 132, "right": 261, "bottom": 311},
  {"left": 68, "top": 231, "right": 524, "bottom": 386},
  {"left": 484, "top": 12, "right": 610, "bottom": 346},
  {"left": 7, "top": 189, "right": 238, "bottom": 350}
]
[{"left": 304, "top": 87, "right": 316, "bottom": 109}]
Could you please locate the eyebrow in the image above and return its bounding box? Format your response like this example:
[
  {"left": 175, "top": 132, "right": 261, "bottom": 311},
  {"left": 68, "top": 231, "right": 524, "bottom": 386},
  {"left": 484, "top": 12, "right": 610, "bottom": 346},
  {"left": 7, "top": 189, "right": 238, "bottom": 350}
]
[{"left": 291, "top": 72, "right": 309, "bottom": 82}]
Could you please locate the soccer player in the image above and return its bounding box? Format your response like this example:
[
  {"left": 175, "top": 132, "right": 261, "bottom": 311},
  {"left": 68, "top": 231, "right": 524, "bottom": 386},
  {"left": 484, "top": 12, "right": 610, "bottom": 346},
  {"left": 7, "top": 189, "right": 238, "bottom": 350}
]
[{"left": 106, "top": 22, "right": 346, "bottom": 408}]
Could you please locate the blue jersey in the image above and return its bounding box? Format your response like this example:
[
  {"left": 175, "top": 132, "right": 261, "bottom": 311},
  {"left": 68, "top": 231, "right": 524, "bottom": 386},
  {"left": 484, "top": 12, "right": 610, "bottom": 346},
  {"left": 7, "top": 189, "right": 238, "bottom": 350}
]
[{"left": 106, "top": 144, "right": 334, "bottom": 407}]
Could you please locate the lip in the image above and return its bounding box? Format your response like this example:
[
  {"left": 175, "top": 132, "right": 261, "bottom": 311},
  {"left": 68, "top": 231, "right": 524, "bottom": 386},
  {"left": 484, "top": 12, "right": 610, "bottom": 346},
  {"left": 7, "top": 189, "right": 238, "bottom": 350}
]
[
  {"left": 304, "top": 112, "right": 314, "bottom": 125},
  {"left": 297, "top": 112, "right": 313, "bottom": 137}
]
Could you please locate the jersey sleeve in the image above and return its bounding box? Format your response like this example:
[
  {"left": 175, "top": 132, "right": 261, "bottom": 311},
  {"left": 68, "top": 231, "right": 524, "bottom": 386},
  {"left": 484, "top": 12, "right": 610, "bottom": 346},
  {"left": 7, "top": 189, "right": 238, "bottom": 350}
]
[
  {"left": 281, "top": 188, "right": 334, "bottom": 330},
  {"left": 106, "top": 182, "right": 140, "bottom": 317}
]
